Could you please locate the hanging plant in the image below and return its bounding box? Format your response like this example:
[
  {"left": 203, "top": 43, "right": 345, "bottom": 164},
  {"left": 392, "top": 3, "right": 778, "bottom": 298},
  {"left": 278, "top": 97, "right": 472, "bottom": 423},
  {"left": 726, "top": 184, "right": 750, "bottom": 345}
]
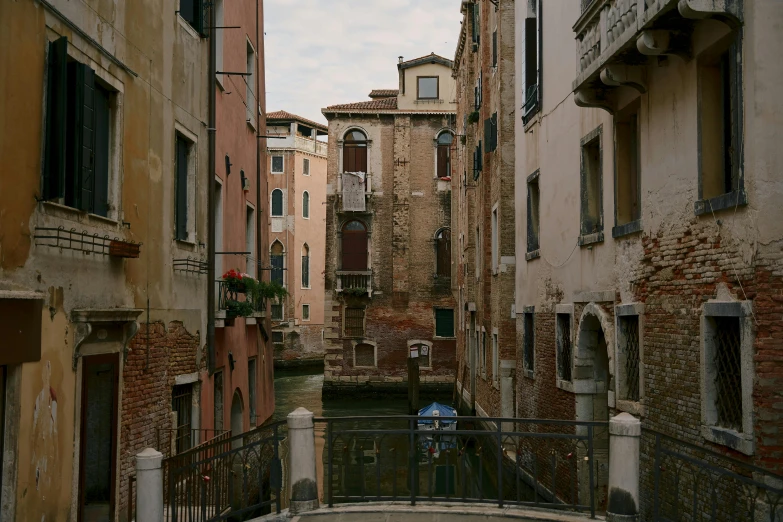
[
  {"left": 225, "top": 299, "right": 254, "bottom": 318},
  {"left": 342, "top": 287, "right": 368, "bottom": 297},
  {"left": 467, "top": 111, "right": 480, "bottom": 124}
]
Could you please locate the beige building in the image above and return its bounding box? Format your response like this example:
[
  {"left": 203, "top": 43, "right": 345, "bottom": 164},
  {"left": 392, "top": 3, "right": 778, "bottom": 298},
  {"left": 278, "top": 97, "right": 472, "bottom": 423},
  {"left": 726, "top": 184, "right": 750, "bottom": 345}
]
[
  {"left": 0, "top": 0, "right": 212, "bottom": 520},
  {"left": 511, "top": 0, "right": 783, "bottom": 513},
  {"left": 266, "top": 111, "right": 329, "bottom": 366},
  {"left": 321, "top": 55, "right": 458, "bottom": 397},
  {"left": 452, "top": 0, "right": 517, "bottom": 420}
]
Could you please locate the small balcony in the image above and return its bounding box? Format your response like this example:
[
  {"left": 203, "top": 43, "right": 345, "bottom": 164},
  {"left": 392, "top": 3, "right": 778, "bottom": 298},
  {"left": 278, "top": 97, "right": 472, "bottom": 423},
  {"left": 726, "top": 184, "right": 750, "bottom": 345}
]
[
  {"left": 336, "top": 270, "right": 373, "bottom": 297},
  {"left": 216, "top": 280, "right": 266, "bottom": 327},
  {"left": 573, "top": 0, "right": 742, "bottom": 103},
  {"left": 337, "top": 172, "right": 374, "bottom": 213}
]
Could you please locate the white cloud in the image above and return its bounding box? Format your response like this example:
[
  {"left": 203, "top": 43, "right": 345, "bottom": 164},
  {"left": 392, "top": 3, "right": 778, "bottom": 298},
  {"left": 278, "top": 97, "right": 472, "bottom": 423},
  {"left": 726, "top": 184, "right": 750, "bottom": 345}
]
[{"left": 263, "top": 0, "right": 463, "bottom": 125}]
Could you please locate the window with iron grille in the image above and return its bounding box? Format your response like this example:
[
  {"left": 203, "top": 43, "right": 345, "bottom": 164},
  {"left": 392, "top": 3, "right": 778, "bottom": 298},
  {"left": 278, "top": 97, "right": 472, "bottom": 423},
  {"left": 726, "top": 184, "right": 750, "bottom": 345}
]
[
  {"left": 272, "top": 331, "right": 284, "bottom": 349},
  {"left": 556, "top": 314, "right": 572, "bottom": 382},
  {"left": 344, "top": 307, "right": 365, "bottom": 338},
  {"left": 271, "top": 155, "right": 284, "bottom": 174},
  {"left": 523, "top": 311, "right": 535, "bottom": 375},
  {"left": 713, "top": 317, "right": 742, "bottom": 431},
  {"left": 619, "top": 316, "right": 640, "bottom": 401},
  {"left": 172, "top": 383, "right": 193, "bottom": 454}
]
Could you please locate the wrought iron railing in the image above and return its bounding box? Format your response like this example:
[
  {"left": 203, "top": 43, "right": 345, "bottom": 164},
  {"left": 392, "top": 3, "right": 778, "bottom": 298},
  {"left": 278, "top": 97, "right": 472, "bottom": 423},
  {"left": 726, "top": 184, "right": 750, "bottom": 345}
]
[
  {"left": 34, "top": 226, "right": 142, "bottom": 257},
  {"left": 336, "top": 271, "right": 373, "bottom": 295},
  {"left": 319, "top": 416, "right": 607, "bottom": 517},
  {"left": 163, "top": 421, "right": 286, "bottom": 522},
  {"left": 642, "top": 429, "right": 783, "bottom": 521},
  {"left": 156, "top": 428, "right": 230, "bottom": 459},
  {"left": 217, "top": 280, "right": 266, "bottom": 316}
]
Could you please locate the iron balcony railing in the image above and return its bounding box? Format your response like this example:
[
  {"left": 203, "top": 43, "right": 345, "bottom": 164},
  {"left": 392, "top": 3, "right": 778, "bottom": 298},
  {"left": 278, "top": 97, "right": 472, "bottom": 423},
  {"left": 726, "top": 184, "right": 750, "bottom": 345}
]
[
  {"left": 217, "top": 280, "right": 266, "bottom": 317},
  {"left": 163, "top": 421, "right": 286, "bottom": 522},
  {"left": 336, "top": 270, "right": 373, "bottom": 296},
  {"left": 156, "top": 428, "right": 230, "bottom": 459},
  {"left": 318, "top": 415, "right": 608, "bottom": 518}
]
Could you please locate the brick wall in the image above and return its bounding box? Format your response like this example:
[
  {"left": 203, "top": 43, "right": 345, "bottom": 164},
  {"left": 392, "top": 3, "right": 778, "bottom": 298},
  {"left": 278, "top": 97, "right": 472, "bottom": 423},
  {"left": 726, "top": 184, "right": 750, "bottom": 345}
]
[{"left": 118, "top": 321, "right": 201, "bottom": 521}]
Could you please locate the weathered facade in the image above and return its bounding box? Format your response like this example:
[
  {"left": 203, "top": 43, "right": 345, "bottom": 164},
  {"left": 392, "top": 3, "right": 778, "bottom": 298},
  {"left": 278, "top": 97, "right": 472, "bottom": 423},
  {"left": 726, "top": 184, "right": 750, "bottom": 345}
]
[
  {"left": 511, "top": 0, "right": 783, "bottom": 512},
  {"left": 321, "top": 56, "right": 458, "bottom": 397},
  {"left": 266, "top": 111, "right": 328, "bottom": 368},
  {"left": 452, "top": 0, "right": 517, "bottom": 420}
]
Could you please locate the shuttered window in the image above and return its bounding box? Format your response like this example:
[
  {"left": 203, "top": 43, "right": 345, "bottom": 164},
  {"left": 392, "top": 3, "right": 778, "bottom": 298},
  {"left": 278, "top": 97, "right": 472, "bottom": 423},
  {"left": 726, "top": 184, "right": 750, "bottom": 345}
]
[
  {"left": 175, "top": 135, "right": 190, "bottom": 240},
  {"left": 43, "top": 38, "right": 111, "bottom": 217},
  {"left": 271, "top": 189, "right": 283, "bottom": 216},
  {"left": 341, "top": 221, "right": 368, "bottom": 271},
  {"left": 180, "top": 0, "right": 205, "bottom": 35},
  {"left": 437, "top": 132, "right": 453, "bottom": 179},
  {"left": 343, "top": 130, "right": 368, "bottom": 173},
  {"left": 435, "top": 309, "right": 455, "bottom": 338}
]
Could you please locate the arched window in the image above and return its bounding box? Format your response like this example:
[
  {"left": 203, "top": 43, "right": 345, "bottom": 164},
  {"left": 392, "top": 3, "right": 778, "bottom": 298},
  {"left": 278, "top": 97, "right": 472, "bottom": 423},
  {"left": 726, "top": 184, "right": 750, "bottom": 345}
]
[
  {"left": 437, "top": 131, "right": 454, "bottom": 179},
  {"left": 436, "top": 228, "right": 451, "bottom": 278},
  {"left": 341, "top": 220, "right": 368, "bottom": 270},
  {"left": 343, "top": 130, "right": 368, "bottom": 173},
  {"left": 271, "top": 189, "right": 283, "bottom": 217},
  {"left": 302, "top": 191, "right": 310, "bottom": 219},
  {"left": 271, "top": 241, "right": 284, "bottom": 286},
  {"left": 301, "top": 244, "right": 310, "bottom": 288}
]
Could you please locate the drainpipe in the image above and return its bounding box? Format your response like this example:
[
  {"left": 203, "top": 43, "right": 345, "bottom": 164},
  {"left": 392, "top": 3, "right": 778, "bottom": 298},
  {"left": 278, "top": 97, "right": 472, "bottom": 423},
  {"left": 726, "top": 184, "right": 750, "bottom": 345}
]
[{"left": 207, "top": 0, "right": 217, "bottom": 375}]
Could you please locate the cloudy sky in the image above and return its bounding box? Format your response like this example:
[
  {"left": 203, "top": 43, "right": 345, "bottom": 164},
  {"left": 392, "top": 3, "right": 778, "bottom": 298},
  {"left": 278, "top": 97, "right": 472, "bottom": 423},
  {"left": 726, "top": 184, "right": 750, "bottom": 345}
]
[{"left": 264, "top": 0, "right": 463, "bottom": 126}]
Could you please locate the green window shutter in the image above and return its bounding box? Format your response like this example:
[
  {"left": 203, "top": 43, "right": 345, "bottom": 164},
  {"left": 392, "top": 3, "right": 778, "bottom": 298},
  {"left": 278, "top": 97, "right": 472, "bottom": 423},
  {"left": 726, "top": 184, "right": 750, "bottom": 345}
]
[
  {"left": 175, "top": 136, "right": 189, "bottom": 240},
  {"left": 43, "top": 37, "right": 68, "bottom": 201},
  {"left": 436, "top": 309, "right": 454, "bottom": 338},
  {"left": 93, "top": 85, "right": 110, "bottom": 217},
  {"left": 67, "top": 62, "right": 96, "bottom": 212}
]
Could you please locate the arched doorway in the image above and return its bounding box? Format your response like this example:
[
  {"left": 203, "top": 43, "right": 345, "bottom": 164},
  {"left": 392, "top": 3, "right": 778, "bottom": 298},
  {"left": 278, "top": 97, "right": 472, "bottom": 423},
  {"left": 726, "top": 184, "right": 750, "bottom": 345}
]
[
  {"left": 341, "top": 220, "right": 368, "bottom": 270},
  {"left": 574, "top": 304, "right": 613, "bottom": 511},
  {"left": 230, "top": 390, "right": 244, "bottom": 449}
]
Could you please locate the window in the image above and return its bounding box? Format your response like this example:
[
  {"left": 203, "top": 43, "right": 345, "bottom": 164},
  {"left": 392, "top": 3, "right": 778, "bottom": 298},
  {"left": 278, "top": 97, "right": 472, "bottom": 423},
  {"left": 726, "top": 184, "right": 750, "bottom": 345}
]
[
  {"left": 697, "top": 43, "right": 745, "bottom": 213},
  {"left": 179, "top": 0, "right": 204, "bottom": 34},
  {"left": 614, "top": 100, "right": 641, "bottom": 235},
  {"left": 492, "top": 29, "right": 498, "bottom": 66},
  {"left": 435, "top": 229, "right": 451, "bottom": 279},
  {"left": 437, "top": 132, "right": 453, "bottom": 179},
  {"left": 523, "top": 0, "right": 542, "bottom": 121},
  {"left": 271, "top": 189, "right": 283, "bottom": 217},
  {"left": 473, "top": 141, "right": 483, "bottom": 180},
  {"left": 172, "top": 383, "right": 194, "bottom": 454},
  {"left": 343, "top": 130, "right": 368, "bottom": 173},
  {"left": 435, "top": 308, "right": 455, "bottom": 338},
  {"left": 215, "top": 0, "right": 224, "bottom": 85},
  {"left": 248, "top": 358, "right": 257, "bottom": 425},
  {"left": 618, "top": 315, "right": 640, "bottom": 401},
  {"left": 301, "top": 244, "right": 310, "bottom": 288},
  {"left": 43, "top": 37, "right": 114, "bottom": 217},
  {"left": 475, "top": 227, "right": 481, "bottom": 278},
  {"left": 302, "top": 304, "right": 310, "bottom": 321},
  {"left": 527, "top": 171, "right": 540, "bottom": 255},
  {"left": 344, "top": 307, "right": 366, "bottom": 338},
  {"left": 580, "top": 127, "right": 603, "bottom": 240},
  {"left": 246, "top": 40, "right": 256, "bottom": 124},
  {"left": 712, "top": 317, "right": 742, "bottom": 430},
  {"left": 302, "top": 191, "right": 310, "bottom": 219},
  {"left": 271, "top": 155, "right": 284, "bottom": 174},
  {"left": 245, "top": 205, "right": 255, "bottom": 277},
  {"left": 492, "top": 333, "right": 499, "bottom": 384},
  {"left": 272, "top": 331, "right": 284, "bottom": 348},
  {"left": 341, "top": 220, "right": 368, "bottom": 270},
  {"left": 471, "top": 2, "right": 480, "bottom": 45},
  {"left": 417, "top": 77, "right": 439, "bottom": 99},
  {"left": 556, "top": 314, "right": 572, "bottom": 382},
  {"left": 474, "top": 73, "right": 482, "bottom": 110},
  {"left": 523, "top": 310, "right": 535, "bottom": 376},
  {"left": 271, "top": 304, "right": 283, "bottom": 320},
  {"left": 484, "top": 113, "right": 497, "bottom": 153},
  {"left": 491, "top": 207, "right": 498, "bottom": 272},
  {"left": 303, "top": 158, "right": 310, "bottom": 176},
  {"left": 175, "top": 134, "right": 194, "bottom": 241},
  {"left": 213, "top": 370, "right": 224, "bottom": 431},
  {"left": 480, "top": 330, "right": 487, "bottom": 377},
  {"left": 354, "top": 342, "right": 375, "bottom": 367},
  {"left": 270, "top": 241, "right": 284, "bottom": 286}
]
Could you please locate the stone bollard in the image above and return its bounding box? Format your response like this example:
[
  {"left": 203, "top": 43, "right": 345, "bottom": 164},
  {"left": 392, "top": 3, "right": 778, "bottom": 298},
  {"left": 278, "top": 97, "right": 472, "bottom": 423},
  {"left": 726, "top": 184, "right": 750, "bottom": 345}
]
[
  {"left": 607, "top": 413, "right": 641, "bottom": 522},
  {"left": 136, "top": 448, "right": 164, "bottom": 522},
  {"left": 288, "top": 407, "right": 319, "bottom": 514}
]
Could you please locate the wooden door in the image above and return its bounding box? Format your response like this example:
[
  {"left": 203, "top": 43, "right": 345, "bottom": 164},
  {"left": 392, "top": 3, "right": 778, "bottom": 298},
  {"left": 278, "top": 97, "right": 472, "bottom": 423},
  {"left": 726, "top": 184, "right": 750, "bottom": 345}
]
[{"left": 341, "top": 221, "right": 368, "bottom": 270}]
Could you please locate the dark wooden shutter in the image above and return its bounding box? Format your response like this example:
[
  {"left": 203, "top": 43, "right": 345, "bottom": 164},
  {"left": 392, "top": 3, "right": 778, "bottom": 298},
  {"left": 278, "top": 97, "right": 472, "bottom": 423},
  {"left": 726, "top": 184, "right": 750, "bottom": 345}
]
[
  {"left": 67, "top": 62, "right": 95, "bottom": 212},
  {"left": 492, "top": 30, "right": 498, "bottom": 66},
  {"left": 271, "top": 190, "right": 283, "bottom": 216},
  {"left": 437, "top": 231, "right": 451, "bottom": 278},
  {"left": 491, "top": 113, "right": 498, "bottom": 152},
  {"left": 44, "top": 37, "right": 68, "bottom": 201},
  {"left": 271, "top": 254, "right": 284, "bottom": 285},
  {"left": 436, "top": 309, "right": 454, "bottom": 338},
  {"left": 175, "top": 136, "right": 189, "bottom": 240},
  {"left": 302, "top": 255, "right": 309, "bottom": 287},
  {"left": 341, "top": 227, "right": 367, "bottom": 271},
  {"left": 343, "top": 146, "right": 354, "bottom": 172},
  {"left": 93, "top": 85, "right": 110, "bottom": 217},
  {"left": 356, "top": 147, "right": 367, "bottom": 173},
  {"left": 437, "top": 145, "right": 449, "bottom": 178}
]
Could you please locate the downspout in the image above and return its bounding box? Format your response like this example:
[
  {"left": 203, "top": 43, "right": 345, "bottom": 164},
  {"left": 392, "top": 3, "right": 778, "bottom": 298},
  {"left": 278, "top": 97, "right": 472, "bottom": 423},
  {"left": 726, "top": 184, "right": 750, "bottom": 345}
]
[
  {"left": 255, "top": 0, "right": 264, "bottom": 329},
  {"left": 207, "top": 0, "right": 217, "bottom": 375}
]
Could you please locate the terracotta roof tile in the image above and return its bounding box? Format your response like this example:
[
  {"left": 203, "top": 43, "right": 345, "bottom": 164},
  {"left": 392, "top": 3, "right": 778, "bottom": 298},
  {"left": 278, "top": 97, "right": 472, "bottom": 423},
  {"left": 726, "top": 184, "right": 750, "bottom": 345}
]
[
  {"left": 368, "top": 89, "right": 399, "bottom": 98},
  {"left": 266, "top": 110, "right": 327, "bottom": 130},
  {"left": 323, "top": 97, "right": 398, "bottom": 112}
]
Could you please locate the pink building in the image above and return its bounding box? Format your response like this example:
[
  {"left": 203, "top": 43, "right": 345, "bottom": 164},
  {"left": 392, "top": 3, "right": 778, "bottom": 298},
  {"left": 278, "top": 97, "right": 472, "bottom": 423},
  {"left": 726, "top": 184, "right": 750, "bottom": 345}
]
[
  {"left": 201, "top": 0, "right": 274, "bottom": 436},
  {"left": 266, "top": 111, "right": 329, "bottom": 366}
]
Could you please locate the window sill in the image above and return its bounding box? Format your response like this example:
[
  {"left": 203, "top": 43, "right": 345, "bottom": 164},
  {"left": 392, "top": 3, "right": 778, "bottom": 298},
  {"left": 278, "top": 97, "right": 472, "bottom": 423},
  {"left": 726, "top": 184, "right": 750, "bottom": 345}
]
[
  {"left": 701, "top": 425, "right": 754, "bottom": 456},
  {"left": 694, "top": 189, "right": 748, "bottom": 216},
  {"left": 616, "top": 399, "right": 645, "bottom": 417},
  {"left": 578, "top": 231, "right": 604, "bottom": 247},
  {"left": 612, "top": 219, "right": 642, "bottom": 239},
  {"left": 523, "top": 368, "right": 534, "bottom": 380},
  {"left": 41, "top": 201, "right": 121, "bottom": 229},
  {"left": 247, "top": 118, "right": 257, "bottom": 132},
  {"left": 523, "top": 105, "right": 540, "bottom": 131},
  {"left": 433, "top": 336, "right": 456, "bottom": 341},
  {"left": 271, "top": 171, "right": 284, "bottom": 175},
  {"left": 525, "top": 249, "right": 540, "bottom": 261},
  {"left": 556, "top": 379, "right": 574, "bottom": 393},
  {"left": 175, "top": 238, "right": 198, "bottom": 250},
  {"left": 177, "top": 15, "right": 201, "bottom": 39}
]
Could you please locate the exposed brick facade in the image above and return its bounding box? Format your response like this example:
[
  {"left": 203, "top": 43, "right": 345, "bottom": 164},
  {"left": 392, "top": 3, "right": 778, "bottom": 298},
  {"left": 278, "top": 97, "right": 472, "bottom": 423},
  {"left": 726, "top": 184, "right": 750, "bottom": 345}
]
[{"left": 321, "top": 63, "right": 457, "bottom": 397}]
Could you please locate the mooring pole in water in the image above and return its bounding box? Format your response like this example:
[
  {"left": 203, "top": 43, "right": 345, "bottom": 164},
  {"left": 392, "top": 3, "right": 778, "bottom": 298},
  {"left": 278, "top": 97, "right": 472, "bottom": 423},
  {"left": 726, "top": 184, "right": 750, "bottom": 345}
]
[{"left": 407, "top": 357, "right": 420, "bottom": 415}]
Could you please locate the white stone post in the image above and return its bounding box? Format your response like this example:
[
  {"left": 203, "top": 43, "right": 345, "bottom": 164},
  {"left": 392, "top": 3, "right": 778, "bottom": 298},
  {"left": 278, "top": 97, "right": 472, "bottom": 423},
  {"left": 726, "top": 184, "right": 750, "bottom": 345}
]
[
  {"left": 288, "top": 407, "right": 319, "bottom": 514},
  {"left": 607, "top": 412, "right": 641, "bottom": 521},
  {"left": 136, "top": 448, "right": 163, "bottom": 522}
]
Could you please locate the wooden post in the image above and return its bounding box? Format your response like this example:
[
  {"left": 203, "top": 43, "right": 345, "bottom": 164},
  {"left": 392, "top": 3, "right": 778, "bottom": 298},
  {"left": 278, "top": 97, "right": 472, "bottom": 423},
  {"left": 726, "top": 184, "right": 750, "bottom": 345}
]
[{"left": 407, "top": 357, "right": 420, "bottom": 415}]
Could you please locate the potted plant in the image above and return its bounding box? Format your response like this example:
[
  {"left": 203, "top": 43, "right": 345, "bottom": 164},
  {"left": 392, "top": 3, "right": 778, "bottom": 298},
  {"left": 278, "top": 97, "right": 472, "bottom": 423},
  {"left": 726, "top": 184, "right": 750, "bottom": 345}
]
[
  {"left": 245, "top": 278, "right": 288, "bottom": 312},
  {"left": 222, "top": 269, "right": 247, "bottom": 293},
  {"left": 467, "top": 111, "right": 480, "bottom": 124}
]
